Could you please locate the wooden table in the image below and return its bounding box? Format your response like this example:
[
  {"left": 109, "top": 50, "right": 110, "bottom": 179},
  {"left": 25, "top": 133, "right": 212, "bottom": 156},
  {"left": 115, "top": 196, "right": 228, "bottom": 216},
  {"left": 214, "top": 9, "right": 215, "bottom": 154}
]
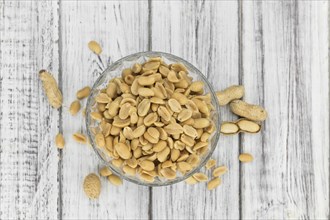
[{"left": 0, "top": 1, "right": 329, "bottom": 219}]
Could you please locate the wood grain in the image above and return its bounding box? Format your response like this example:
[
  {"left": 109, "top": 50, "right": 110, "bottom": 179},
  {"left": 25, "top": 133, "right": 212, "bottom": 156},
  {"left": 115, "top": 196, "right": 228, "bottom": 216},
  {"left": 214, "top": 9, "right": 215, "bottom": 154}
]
[
  {"left": 59, "top": 1, "right": 150, "bottom": 219},
  {"left": 0, "top": 1, "right": 60, "bottom": 219},
  {"left": 241, "top": 1, "right": 329, "bottom": 219},
  {"left": 150, "top": 1, "right": 240, "bottom": 219}
]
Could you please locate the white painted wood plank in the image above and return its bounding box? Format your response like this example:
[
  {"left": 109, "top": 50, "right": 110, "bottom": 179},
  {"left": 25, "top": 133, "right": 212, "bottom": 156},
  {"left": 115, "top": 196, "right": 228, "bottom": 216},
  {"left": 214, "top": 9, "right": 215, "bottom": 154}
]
[
  {"left": 60, "top": 1, "right": 150, "bottom": 219},
  {"left": 151, "top": 1, "right": 240, "bottom": 219},
  {"left": 241, "top": 1, "right": 329, "bottom": 219},
  {"left": 0, "top": 1, "right": 60, "bottom": 219}
]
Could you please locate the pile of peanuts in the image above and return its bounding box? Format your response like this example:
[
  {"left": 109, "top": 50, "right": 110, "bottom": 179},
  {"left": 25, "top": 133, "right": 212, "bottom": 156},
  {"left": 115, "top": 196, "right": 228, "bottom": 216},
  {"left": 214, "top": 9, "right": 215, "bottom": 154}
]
[{"left": 89, "top": 57, "right": 216, "bottom": 183}]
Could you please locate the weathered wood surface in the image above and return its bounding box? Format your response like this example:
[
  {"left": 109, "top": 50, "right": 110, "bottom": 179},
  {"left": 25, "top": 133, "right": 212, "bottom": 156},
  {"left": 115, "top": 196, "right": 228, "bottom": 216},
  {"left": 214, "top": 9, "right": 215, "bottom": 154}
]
[{"left": 0, "top": 0, "right": 329, "bottom": 219}]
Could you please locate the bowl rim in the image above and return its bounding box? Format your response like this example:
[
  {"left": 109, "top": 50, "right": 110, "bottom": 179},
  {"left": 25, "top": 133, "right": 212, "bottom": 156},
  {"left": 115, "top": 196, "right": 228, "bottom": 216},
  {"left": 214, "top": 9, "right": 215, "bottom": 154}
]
[{"left": 86, "top": 51, "right": 221, "bottom": 187}]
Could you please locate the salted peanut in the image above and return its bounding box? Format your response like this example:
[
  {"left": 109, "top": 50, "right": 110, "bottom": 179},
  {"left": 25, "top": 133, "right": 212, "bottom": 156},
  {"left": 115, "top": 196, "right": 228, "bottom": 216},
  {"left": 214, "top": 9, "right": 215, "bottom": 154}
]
[
  {"left": 205, "top": 122, "right": 216, "bottom": 134},
  {"left": 133, "top": 125, "right": 146, "bottom": 138},
  {"left": 133, "top": 147, "right": 142, "bottom": 158},
  {"left": 147, "top": 153, "right": 157, "bottom": 161},
  {"left": 153, "top": 83, "right": 167, "bottom": 99},
  {"left": 123, "top": 127, "right": 134, "bottom": 140},
  {"left": 130, "top": 139, "right": 139, "bottom": 151},
  {"left": 97, "top": 103, "right": 106, "bottom": 112},
  {"left": 144, "top": 132, "right": 159, "bottom": 144},
  {"left": 138, "top": 87, "right": 155, "bottom": 97},
  {"left": 144, "top": 112, "right": 158, "bottom": 127},
  {"left": 150, "top": 97, "right": 165, "bottom": 104},
  {"left": 168, "top": 99, "right": 182, "bottom": 113},
  {"left": 139, "top": 135, "right": 148, "bottom": 145},
  {"left": 157, "top": 106, "right": 171, "bottom": 122},
  {"left": 183, "top": 125, "right": 198, "bottom": 138},
  {"left": 177, "top": 162, "right": 192, "bottom": 172},
  {"left": 100, "top": 123, "right": 111, "bottom": 135},
  {"left": 161, "top": 160, "right": 173, "bottom": 169},
  {"left": 164, "top": 123, "right": 184, "bottom": 135},
  {"left": 147, "top": 127, "right": 160, "bottom": 139},
  {"left": 119, "top": 131, "right": 127, "bottom": 143},
  {"left": 114, "top": 143, "right": 131, "bottom": 159},
  {"left": 150, "top": 103, "right": 158, "bottom": 112},
  {"left": 124, "top": 75, "right": 135, "bottom": 85},
  {"left": 69, "top": 100, "right": 81, "bottom": 115},
  {"left": 174, "top": 79, "right": 189, "bottom": 89},
  {"left": 112, "top": 158, "right": 124, "bottom": 168},
  {"left": 108, "top": 102, "right": 120, "bottom": 117},
  {"left": 157, "top": 147, "right": 170, "bottom": 162},
  {"left": 216, "top": 85, "right": 244, "bottom": 106},
  {"left": 193, "top": 141, "right": 208, "bottom": 151},
  {"left": 138, "top": 76, "right": 155, "bottom": 86},
  {"left": 132, "top": 63, "right": 142, "bottom": 74},
  {"left": 122, "top": 68, "right": 133, "bottom": 79},
  {"left": 192, "top": 98, "right": 209, "bottom": 116},
  {"left": 193, "top": 173, "right": 208, "bottom": 182},
  {"left": 153, "top": 140, "right": 167, "bottom": 152},
  {"left": 73, "top": 133, "right": 87, "bottom": 144},
  {"left": 95, "top": 93, "right": 111, "bottom": 103},
  {"left": 99, "top": 166, "right": 112, "bottom": 177},
  {"left": 83, "top": 173, "right": 101, "bottom": 199},
  {"left": 138, "top": 99, "right": 151, "bottom": 116},
  {"left": 230, "top": 100, "right": 267, "bottom": 121},
  {"left": 55, "top": 133, "right": 65, "bottom": 149},
  {"left": 190, "top": 81, "right": 204, "bottom": 92},
  {"left": 110, "top": 126, "right": 121, "bottom": 136},
  {"left": 142, "top": 143, "right": 153, "bottom": 151},
  {"left": 239, "top": 153, "right": 253, "bottom": 163},
  {"left": 159, "top": 65, "right": 170, "bottom": 77},
  {"left": 181, "top": 134, "right": 195, "bottom": 147},
  {"left": 171, "top": 63, "right": 187, "bottom": 73},
  {"left": 173, "top": 140, "right": 185, "bottom": 151},
  {"left": 200, "top": 132, "right": 210, "bottom": 142},
  {"left": 160, "top": 168, "right": 176, "bottom": 179},
  {"left": 108, "top": 174, "right": 123, "bottom": 186},
  {"left": 91, "top": 112, "right": 103, "bottom": 122},
  {"left": 121, "top": 97, "right": 137, "bottom": 106},
  {"left": 105, "top": 136, "right": 113, "bottom": 151},
  {"left": 130, "top": 112, "right": 138, "bottom": 124},
  {"left": 185, "top": 100, "right": 199, "bottom": 113},
  {"left": 236, "top": 119, "right": 261, "bottom": 133},
  {"left": 88, "top": 40, "right": 102, "bottom": 54},
  {"left": 167, "top": 70, "right": 180, "bottom": 83},
  {"left": 157, "top": 127, "right": 168, "bottom": 141},
  {"left": 139, "top": 160, "right": 155, "bottom": 171},
  {"left": 95, "top": 133, "right": 105, "bottom": 148},
  {"left": 140, "top": 173, "right": 155, "bottom": 182},
  {"left": 106, "top": 82, "right": 117, "bottom": 98},
  {"left": 207, "top": 177, "right": 221, "bottom": 190},
  {"left": 181, "top": 118, "right": 195, "bottom": 126},
  {"left": 123, "top": 165, "right": 136, "bottom": 176},
  {"left": 171, "top": 92, "right": 188, "bottom": 105},
  {"left": 126, "top": 157, "right": 138, "bottom": 168},
  {"left": 113, "top": 117, "right": 130, "bottom": 128},
  {"left": 119, "top": 103, "right": 131, "bottom": 119},
  {"left": 205, "top": 159, "right": 216, "bottom": 169},
  {"left": 186, "top": 154, "right": 200, "bottom": 167},
  {"left": 143, "top": 61, "right": 160, "bottom": 71},
  {"left": 220, "top": 122, "right": 239, "bottom": 135},
  {"left": 185, "top": 176, "right": 198, "bottom": 185},
  {"left": 177, "top": 109, "right": 192, "bottom": 122},
  {"left": 130, "top": 78, "right": 140, "bottom": 95},
  {"left": 192, "top": 118, "right": 210, "bottom": 129},
  {"left": 176, "top": 152, "right": 189, "bottom": 162},
  {"left": 76, "top": 86, "right": 91, "bottom": 100},
  {"left": 167, "top": 137, "right": 174, "bottom": 149},
  {"left": 39, "top": 70, "right": 63, "bottom": 108},
  {"left": 213, "top": 166, "right": 228, "bottom": 177}
]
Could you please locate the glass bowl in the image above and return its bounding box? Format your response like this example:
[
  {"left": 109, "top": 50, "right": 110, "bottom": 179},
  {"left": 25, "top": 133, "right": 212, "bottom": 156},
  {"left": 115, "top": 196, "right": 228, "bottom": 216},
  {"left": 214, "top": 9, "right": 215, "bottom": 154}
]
[{"left": 86, "top": 51, "right": 220, "bottom": 186}]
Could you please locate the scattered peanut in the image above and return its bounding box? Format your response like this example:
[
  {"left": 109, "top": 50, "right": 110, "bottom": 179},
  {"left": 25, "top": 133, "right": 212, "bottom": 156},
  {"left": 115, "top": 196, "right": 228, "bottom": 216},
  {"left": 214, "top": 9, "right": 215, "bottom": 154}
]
[
  {"left": 205, "top": 159, "right": 216, "bottom": 170},
  {"left": 220, "top": 119, "right": 261, "bottom": 135},
  {"left": 77, "top": 86, "right": 91, "bottom": 99},
  {"left": 83, "top": 173, "right": 101, "bottom": 199},
  {"left": 39, "top": 70, "right": 63, "bottom": 108},
  {"left": 99, "top": 166, "right": 112, "bottom": 177},
  {"left": 239, "top": 153, "right": 254, "bottom": 163},
  {"left": 88, "top": 40, "right": 102, "bottom": 55},
  {"left": 69, "top": 100, "right": 81, "bottom": 116},
  {"left": 73, "top": 132, "right": 87, "bottom": 144},
  {"left": 55, "top": 133, "right": 65, "bottom": 149},
  {"left": 107, "top": 174, "right": 123, "bottom": 186},
  {"left": 207, "top": 177, "right": 221, "bottom": 190},
  {"left": 212, "top": 166, "right": 228, "bottom": 177}
]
